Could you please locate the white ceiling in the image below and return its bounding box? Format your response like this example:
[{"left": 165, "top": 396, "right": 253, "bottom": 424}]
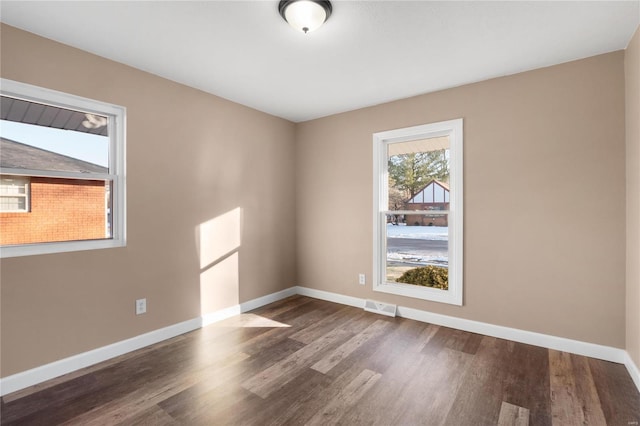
[{"left": 1, "top": 1, "right": 638, "bottom": 123}]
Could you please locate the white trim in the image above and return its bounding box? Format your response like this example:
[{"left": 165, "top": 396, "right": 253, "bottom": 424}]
[
  {"left": 372, "top": 118, "right": 463, "bottom": 306},
  {"left": 0, "top": 238, "right": 126, "bottom": 259},
  {"left": 295, "top": 286, "right": 364, "bottom": 308},
  {"left": 295, "top": 287, "right": 635, "bottom": 377},
  {"left": 3, "top": 286, "right": 638, "bottom": 397},
  {"left": 0, "top": 287, "right": 296, "bottom": 396},
  {"left": 396, "top": 305, "right": 625, "bottom": 363},
  {"left": 0, "top": 317, "right": 201, "bottom": 397},
  {"left": 240, "top": 287, "right": 298, "bottom": 312},
  {"left": 625, "top": 351, "right": 640, "bottom": 392},
  {"left": 201, "top": 305, "right": 242, "bottom": 327},
  {"left": 0, "top": 78, "right": 127, "bottom": 259},
  {"left": 202, "top": 287, "right": 299, "bottom": 327}
]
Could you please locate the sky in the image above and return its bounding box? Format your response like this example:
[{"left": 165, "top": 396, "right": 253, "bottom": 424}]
[{"left": 0, "top": 120, "right": 109, "bottom": 167}]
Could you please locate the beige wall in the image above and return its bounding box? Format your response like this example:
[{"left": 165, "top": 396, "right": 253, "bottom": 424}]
[
  {"left": 296, "top": 51, "right": 627, "bottom": 348},
  {"left": 626, "top": 26, "right": 640, "bottom": 368},
  {"left": 0, "top": 24, "right": 296, "bottom": 377}
]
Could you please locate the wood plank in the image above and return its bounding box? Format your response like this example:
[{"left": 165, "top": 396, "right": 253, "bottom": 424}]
[
  {"left": 421, "top": 325, "right": 458, "bottom": 357},
  {"left": 337, "top": 345, "right": 472, "bottom": 425},
  {"left": 548, "top": 350, "right": 606, "bottom": 426},
  {"left": 157, "top": 338, "right": 308, "bottom": 424},
  {"left": 588, "top": 357, "right": 640, "bottom": 426},
  {"left": 411, "top": 322, "right": 440, "bottom": 353},
  {"left": 568, "top": 353, "right": 607, "bottom": 425},
  {"left": 311, "top": 319, "right": 391, "bottom": 374},
  {"left": 245, "top": 294, "right": 311, "bottom": 319},
  {"left": 497, "top": 401, "right": 530, "bottom": 426},
  {"left": 305, "top": 369, "right": 382, "bottom": 425},
  {"left": 443, "top": 336, "right": 512, "bottom": 425},
  {"left": 549, "top": 350, "right": 583, "bottom": 426},
  {"left": 241, "top": 327, "right": 352, "bottom": 398},
  {"left": 1, "top": 333, "right": 189, "bottom": 404},
  {"left": 1, "top": 338, "right": 210, "bottom": 424},
  {"left": 340, "top": 318, "right": 434, "bottom": 379},
  {"left": 460, "top": 331, "right": 484, "bottom": 355},
  {"left": 389, "top": 348, "right": 474, "bottom": 425},
  {"left": 235, "top": 306, "right": 337, "bottom": 356},
  {"left": 288, "top": 304, "right": 356, "bottom": 344},
  {"left": 60, "top": 352, "right": 250, "bottom": 426},
  {"left": 117, "top": 404, "right": 178, "bottom": 426},
  {"left": 244, "top": 368, "right": 332, "bottom": 426},
  {"left": 500, "top": 342, "right": 552, "bottom": 425},
  {"left": 445, "top": 328, "right": 472, "bottom": 352}
]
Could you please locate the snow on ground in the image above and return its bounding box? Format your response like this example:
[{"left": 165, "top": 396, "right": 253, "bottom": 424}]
[
  {"left": 386, "top": 224, "right": 448, "bottom": 266},
  {"left": 386, "top": 224, "right": 448, "bottom": 241},
  {"left": 387, "top": 252, "right": 448, "bottom": 266}
]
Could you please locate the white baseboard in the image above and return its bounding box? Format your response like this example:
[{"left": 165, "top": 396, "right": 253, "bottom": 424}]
[
  {"left": 201, "top": 305, "right": 241, "bottom": 327},
  {"left": 397, "top": 305, "right": 626, "bottom": 363},
  {"left": 3, "top": 285, "right": 638, "bottom": 397},
  {"left": 297, "top": 286, "right": 640, "bottom": 393},
  {"left": 0, "top": 317, "right": 202, "bottom": 397},
  {"left": 240, "top": 287, "right": 298, "bottom": 312},
  {"left": 625, "top": 351, "right": 640, "bottom": 392},
  {"left": 0, "top": 287, "right": 297, "bottom": 397},
  {"left": 295, "top": 286, "right": 364, "bottom": 308}
]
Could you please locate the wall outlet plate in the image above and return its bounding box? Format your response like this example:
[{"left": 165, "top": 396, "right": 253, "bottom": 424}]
[
  {"left": 136, "top": 298, "right": 147, "bottom": 315},
  {"left": 358, "top": 273, "right": 366, "bottom": 285}
]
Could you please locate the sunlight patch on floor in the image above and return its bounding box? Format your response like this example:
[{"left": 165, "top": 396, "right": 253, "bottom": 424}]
[{"left": 215, "top": 313, "right": 291, "bottom": 328}]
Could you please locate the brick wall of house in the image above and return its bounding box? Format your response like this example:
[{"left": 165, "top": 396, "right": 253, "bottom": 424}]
[
  {"left": 0, "top": 177, "right": 107, "bottom": 245},
  {"left": 405, "top": 202, "right": 449, "bottom": 226}
]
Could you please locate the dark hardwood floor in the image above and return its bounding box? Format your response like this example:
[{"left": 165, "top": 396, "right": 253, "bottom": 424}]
[{"left": 1, "top": 295, "right": 639, "bottom": 425}]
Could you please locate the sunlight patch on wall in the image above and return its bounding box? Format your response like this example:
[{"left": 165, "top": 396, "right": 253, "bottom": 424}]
[
  {"left": 200, "top": 252, "right": 240, "bottom": 315},
  {"left": 197, "top": 207, "right": 243, "bottom": 316},
  {"left": 197, "top": 207, "right": 242, "bottom": 269}
]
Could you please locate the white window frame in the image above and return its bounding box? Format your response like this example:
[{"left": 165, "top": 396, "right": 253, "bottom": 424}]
[
  {"left": 0, "top": 175, "right": 30, "bottom": 213},
  {"left": 0, "top": 79, "right": 126, "bottom": 258},
  {"left": 373, "top": 119, "right": 463, "bottom": 305}
]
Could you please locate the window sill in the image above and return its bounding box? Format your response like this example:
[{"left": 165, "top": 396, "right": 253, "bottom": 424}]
[
  {"left": 1, "top": 238, "right": 126, "bottom": 258},
  {"left": 374, "top": 281, "right": 462, "bottom": 306}
]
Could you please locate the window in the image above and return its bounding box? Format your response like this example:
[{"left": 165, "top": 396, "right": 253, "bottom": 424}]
[
  {"left": 373, "top": 119, "right": 463, "bottom": 305},
  {"left": 0, "top": 176, "right": 30, "bottom": 212},
  {"left": 0, "top": 79, "right": 126, "bottom": 257}
]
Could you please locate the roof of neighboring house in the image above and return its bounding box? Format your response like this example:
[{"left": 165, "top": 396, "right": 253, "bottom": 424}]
[
  {"left": 407, "top": 179, "right": 450, "bottom": 204},
  {"left": 0, "top": 137, "right": 107, "bottom": 174},
  {"left": 418, "top": 179, "right": 450, "bottom": 193}
]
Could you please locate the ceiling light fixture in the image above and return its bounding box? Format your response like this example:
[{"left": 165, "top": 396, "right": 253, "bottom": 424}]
[{"left": 278, "top": 0, "right": 332, "bottom": 34}]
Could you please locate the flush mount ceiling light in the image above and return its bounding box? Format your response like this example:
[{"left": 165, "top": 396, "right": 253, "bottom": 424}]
[{"left": 278, "top": 0, "right": 332, "bottom": 34}]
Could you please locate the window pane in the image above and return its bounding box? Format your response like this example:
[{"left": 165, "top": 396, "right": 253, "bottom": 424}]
[
  {"left": 386, "top": 136, "right": 450, "bottom": 290},
  {"left": 386, "top": 213, "right": 449, "bottom": 289},
  {"left": 0, "top": 196, "right": 26, "bottom": 211},
  {"left": 387, "top": 136, "right": 450, "bottom": 210},
  {"left": 0, "top": 176, "right": 28, "bottom": 195},
  {"left": 0, "top": 94, "right": 114, "bottom": 247}
]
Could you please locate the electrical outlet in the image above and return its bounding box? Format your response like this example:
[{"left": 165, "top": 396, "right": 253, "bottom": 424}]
[
  {"left": 136, "top": 298, "right": 147, "bottom": 315},
  {"left": 358, "top": 273, "right": 366, "bottom": 285}
]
